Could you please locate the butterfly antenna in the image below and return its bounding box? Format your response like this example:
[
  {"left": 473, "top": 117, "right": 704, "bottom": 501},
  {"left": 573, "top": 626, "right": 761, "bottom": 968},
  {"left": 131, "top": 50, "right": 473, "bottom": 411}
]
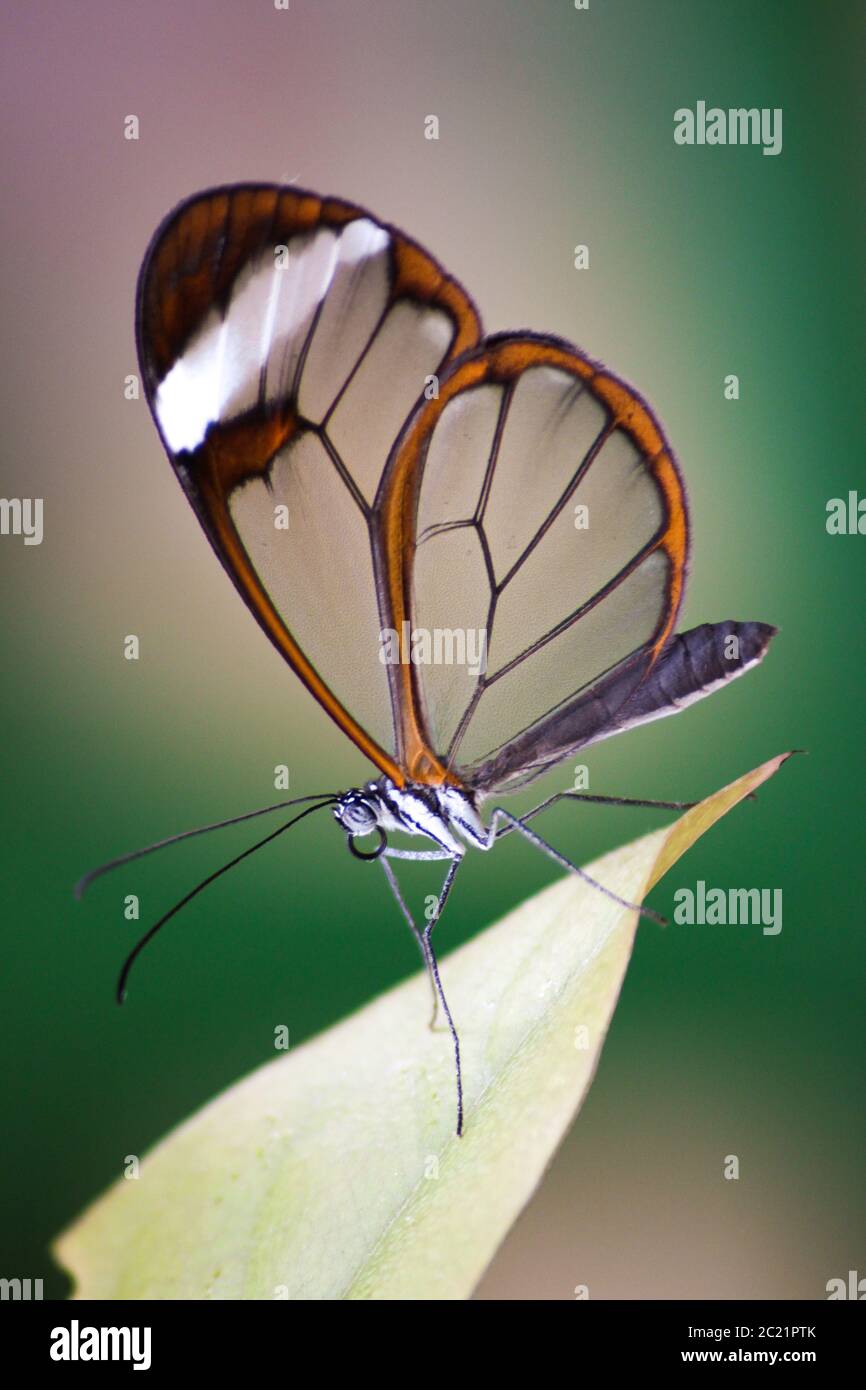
[
  {"left": 75, "top": 794, "right": 338, "bottom": 899},
  {"left": 116, "top": 799, "right": 334, "bottom": 1004}
]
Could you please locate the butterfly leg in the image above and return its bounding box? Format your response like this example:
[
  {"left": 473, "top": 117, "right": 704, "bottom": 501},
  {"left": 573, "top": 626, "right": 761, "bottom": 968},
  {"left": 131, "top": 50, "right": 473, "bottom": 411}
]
[
  {"left": 381, "top": 847, "right": 467, "bottom": 1136},
  {"left": 484, "top": 808, "right": 665, "bottom": 925},
  {"left": 494, "top": 790, "right": 698, "bottom": 840},
  {"left": 380, "top": 845, "right": 455, "bottom": 1025},
  {"left": 422, "top": 854, "right": 465, "bottom": 1135},
  {"left": 379, "top": 855, "right": 440, "bottom": 1027},
  {"left": 382, "top": 847, "right": 454, "bottom": 861}
]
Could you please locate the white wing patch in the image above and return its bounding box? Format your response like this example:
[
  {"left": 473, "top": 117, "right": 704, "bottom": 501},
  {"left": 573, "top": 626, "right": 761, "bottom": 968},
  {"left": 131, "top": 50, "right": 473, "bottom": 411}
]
[
  {"left": 153, "top": 219, "right": 390, "bottom": 454},
  {"left": 154, "top": 308, "right": 226, "bottom": 453}
]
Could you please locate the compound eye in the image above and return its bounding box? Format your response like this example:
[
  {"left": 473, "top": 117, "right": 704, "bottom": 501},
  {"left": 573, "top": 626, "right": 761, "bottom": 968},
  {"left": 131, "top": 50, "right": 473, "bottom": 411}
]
[{"left": 339, "top": 801, "right": 375, "bottom": 835}]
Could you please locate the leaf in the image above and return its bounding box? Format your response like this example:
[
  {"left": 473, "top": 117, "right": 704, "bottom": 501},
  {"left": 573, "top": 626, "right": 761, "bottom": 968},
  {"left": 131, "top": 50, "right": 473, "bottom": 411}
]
[{"left": 54, "top": 753, "right": 793, "bottom": 1300}]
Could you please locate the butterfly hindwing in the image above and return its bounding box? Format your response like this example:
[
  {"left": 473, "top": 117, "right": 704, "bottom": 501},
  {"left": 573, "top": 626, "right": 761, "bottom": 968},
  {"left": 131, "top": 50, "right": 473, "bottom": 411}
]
[{"left": 379, "top": 333, "right": 689, "bottom": 789}]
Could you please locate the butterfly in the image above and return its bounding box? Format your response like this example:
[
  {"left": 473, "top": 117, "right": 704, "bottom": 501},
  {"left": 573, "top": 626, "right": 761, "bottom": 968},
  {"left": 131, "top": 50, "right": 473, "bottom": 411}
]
[{"left": 80, "top": 183, "right": 776, "bottom": 1134}]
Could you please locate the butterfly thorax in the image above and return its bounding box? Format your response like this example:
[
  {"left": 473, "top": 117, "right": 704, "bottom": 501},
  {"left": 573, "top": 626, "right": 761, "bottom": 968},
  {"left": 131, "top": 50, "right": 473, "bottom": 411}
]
[{"left": 333, "top": 779, "right": 487, "bottom": 856}]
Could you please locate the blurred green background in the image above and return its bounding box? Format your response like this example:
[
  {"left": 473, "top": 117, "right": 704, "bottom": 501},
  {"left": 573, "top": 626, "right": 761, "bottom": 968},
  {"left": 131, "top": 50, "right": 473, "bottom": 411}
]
[{"left": 1, "top": 0, "right": 862, "bottom": 1299}]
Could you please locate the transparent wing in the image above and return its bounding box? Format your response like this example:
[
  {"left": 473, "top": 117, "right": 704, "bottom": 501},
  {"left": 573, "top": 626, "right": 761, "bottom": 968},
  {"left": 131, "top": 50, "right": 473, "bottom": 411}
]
[
  {"left": 136, "top": 183, "right": 480, "bottom": 779},
  {"left": 378, "top": 334, "right": 688, "bottom": 790}
]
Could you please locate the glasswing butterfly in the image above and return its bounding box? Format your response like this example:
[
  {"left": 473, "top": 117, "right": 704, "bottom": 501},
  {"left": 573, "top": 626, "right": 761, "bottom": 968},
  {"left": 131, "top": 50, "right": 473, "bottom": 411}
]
[{"left": 80, "top": 183, "right": 776, "bottom": 1134}]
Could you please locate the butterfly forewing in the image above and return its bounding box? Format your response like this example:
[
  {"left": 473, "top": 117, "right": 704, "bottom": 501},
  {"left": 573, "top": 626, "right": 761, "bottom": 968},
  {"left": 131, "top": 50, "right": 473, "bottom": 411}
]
[{"left": 136, "top": 184, "right": 480, "bottom": 780}]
